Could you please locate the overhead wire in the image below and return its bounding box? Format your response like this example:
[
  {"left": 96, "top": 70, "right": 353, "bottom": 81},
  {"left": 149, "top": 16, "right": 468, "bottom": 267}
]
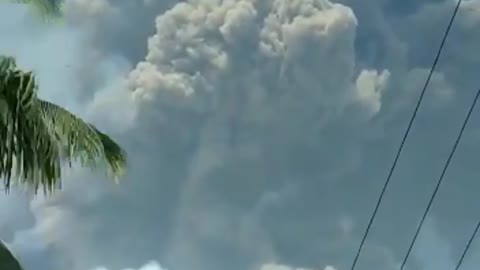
[
  {"left": 454, "top": 218, "right": 480, "bottom": 270},
  {"left": 349, "top": 0, "right": 464, "bottom": 269},
  {"left": 399, "top": 88, "right": 480, "bottom": 269}
]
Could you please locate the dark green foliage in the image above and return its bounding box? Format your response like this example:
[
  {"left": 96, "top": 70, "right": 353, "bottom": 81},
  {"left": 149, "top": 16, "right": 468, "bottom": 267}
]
[
  {"left": 0, "top": 241, "right": 22, "bottom": 270},
  {"left": 0, "top": 56, "right": 127, "bottom": 193},
  {"left": 8, "top": 0, "right": 62, "bottom": 15}
]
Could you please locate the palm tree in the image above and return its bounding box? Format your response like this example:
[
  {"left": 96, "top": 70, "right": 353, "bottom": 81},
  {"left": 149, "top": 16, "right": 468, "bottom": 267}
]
[
  {"left": 0, "top": 1, "right": 127, "bottom": 269},
  {"left": 8, "top": 0, "right": 62, "bottom": 18},
  {"left": 0, "top": 56, "right": 127, "bottom": 192},
  {"left": 0, "top": 241, "right": 22, "bottom": 270}
]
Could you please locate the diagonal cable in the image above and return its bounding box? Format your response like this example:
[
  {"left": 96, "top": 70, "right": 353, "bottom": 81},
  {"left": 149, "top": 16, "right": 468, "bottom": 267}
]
[
  {"left": 399, "top": 88, "right": 480, "bottom": 269},
  {"left": 349, "top": 0, "right": 463, "bottom": 269},
  {"left": 454, "top": 217, "right": 480, "bottom": 270}
]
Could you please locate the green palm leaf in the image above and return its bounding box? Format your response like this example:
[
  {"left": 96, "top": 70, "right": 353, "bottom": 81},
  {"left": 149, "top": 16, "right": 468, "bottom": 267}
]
[
  {"left": 7, "top": 0, "right": 62, "bottom": 14},
  {"left": 0, "top": 56, "right": 127, "bottom": 268},
  {"left": 0, "top": 241, "right": 22, "bottom": 270},
  {"left": 38, "top": 99, "right": 127, "bottom": 180},
  {"left": 0, "top": 56, "right": 58, "bottom": 192},
  {"left": 0, "top": 56, "right": 127, "bottom": 193},
  {"left": 4, "top": 0, "right": 63, "bottom": 21},
  {"left": 0, "top": 1, "right": 123, "bottom": 269}
]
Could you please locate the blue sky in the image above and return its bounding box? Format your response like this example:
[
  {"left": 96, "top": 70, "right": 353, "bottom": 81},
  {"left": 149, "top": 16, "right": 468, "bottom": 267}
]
[{"left": 1, "top": 0, "right": 480, "bottom": 270}]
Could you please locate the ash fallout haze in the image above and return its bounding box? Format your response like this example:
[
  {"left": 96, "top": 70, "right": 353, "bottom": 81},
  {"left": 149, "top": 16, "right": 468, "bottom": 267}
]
[{"left": 1, "top": 0, "right": 480, "bottom": 270}]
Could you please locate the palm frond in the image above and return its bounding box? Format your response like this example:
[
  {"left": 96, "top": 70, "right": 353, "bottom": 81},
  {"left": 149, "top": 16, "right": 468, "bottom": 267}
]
[
  {"left": 0, "top": 56, "right": 62, "bottom": 192},
  {"left": 8, "top": 0, "right": 62, "bottom": 14},
  {"left": 38, "top": 99, "right": 127, "bottom": 180},
  {"left": 0, "top": 56, "right": 16, "bottom": 72},
  {"left": 5, "top": 0, "right": 63, "bottom": 21},
  {"left": 0, "top": 56, "right": 127, "bottom": 193},
  {"left": 0, "top": 241, "right": 22, "bottom": 270}
]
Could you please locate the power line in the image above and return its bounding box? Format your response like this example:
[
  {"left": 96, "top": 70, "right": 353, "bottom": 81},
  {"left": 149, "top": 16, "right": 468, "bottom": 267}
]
[
  {"left": 349, "top": 0, "right": 463, "bottom": 269},
  {"left": 399, "top": 88, "right": 480, "bottom": 269},
  {"left": 454, "top": 218, "right": 480, "bottom": 270}
]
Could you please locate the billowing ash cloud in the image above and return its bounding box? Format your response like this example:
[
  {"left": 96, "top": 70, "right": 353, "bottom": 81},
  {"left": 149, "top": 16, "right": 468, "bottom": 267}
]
[
  {"left": 260, "top": 263, "right": 335, "bottom": 270},
  {"left": 92, "top": 261, "right": 167, "bottom": 270},
  {"left": 3, "top": 0, "right": 480, "bottom": 270}
]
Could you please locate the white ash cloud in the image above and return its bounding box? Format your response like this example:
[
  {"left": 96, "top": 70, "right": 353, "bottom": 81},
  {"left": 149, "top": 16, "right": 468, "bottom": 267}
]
[{"left": 3, "top": 0, "right": 480, "bottom": 270}]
